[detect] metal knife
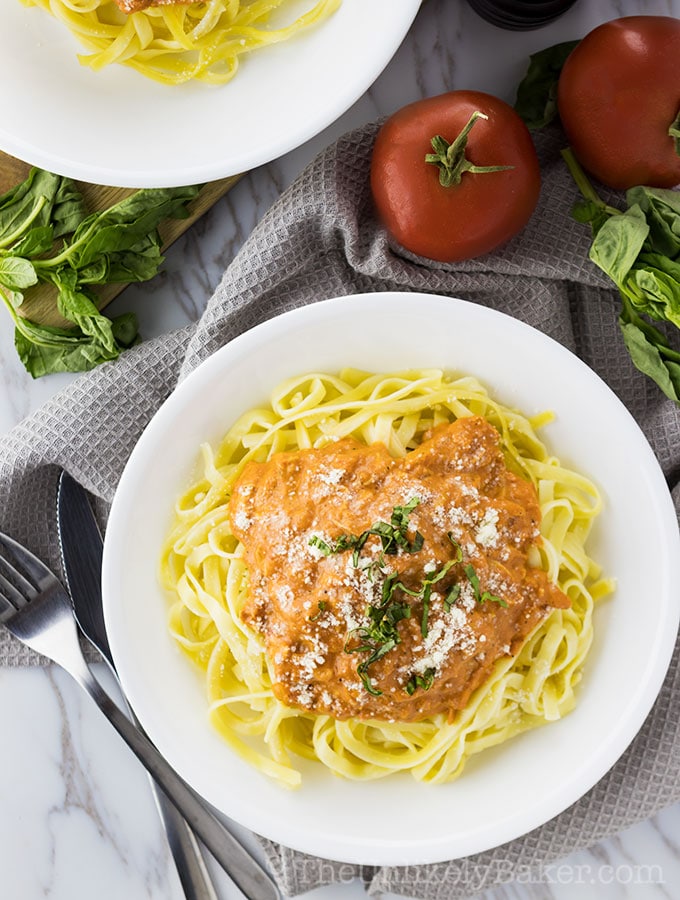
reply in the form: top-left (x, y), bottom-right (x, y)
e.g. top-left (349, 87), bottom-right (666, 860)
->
top-left (56, 469), bottom-right (278, 900)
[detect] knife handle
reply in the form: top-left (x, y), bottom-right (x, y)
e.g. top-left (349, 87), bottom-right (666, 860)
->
top-left (57, 470), bottom-right (235, 899)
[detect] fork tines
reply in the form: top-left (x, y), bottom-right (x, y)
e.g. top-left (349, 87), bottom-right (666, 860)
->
top-left (0, 533), bottom-right (39, 621)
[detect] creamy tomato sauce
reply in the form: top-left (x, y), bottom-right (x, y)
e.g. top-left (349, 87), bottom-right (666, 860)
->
top-left (229, 416), bottom-right (569, 722)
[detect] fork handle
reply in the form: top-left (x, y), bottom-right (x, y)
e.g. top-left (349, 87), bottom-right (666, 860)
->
top-left (72, 667), bottom-right (280, 900)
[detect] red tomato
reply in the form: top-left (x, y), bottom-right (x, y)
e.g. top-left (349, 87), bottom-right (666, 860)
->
top-left (369, 90), bottom-right (541, 263)
top-left (557, 16), bottom-right (680, 190)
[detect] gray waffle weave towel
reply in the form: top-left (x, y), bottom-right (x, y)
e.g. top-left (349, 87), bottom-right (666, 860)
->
top-left (1, 123), bottom-right (679, 899)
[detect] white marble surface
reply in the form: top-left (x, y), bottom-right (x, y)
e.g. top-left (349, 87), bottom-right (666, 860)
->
top-left (1, 1), bottom-right (679, 898)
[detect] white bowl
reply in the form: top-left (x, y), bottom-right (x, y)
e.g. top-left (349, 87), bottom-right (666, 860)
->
top-left (103, 292), bottom-right (680, 865)
top-left (1, 1), bottom-right (419, 188)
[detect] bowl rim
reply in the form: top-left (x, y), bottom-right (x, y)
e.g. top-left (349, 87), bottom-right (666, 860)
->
top-left (102, 291), bottom-right (680, 864)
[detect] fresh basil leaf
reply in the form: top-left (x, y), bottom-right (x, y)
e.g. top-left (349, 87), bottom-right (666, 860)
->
top-left (14, 326), bottom-right (109, 377)
top-left (77, 241), bottom-right (166, 286)
top-left (0, 170), bottom-right (199, 377)
top-left (0, 168), bottom-right (40, 213)
top-left (639, 252), bottom-right (680, 284)
top-left (0, 169), bottom-right (81, 250)
top-left (74, 238), bottom-right (164, 285)
top-left (63, 185), bottom-right (199, 270)
top-left (628, 185), bottom-right (680, 220)
top-left (0, 257), bottom-right (37, 291)
top-left (51, 177), bottom-right (88, 237)
top-left (96, 238), bottom-right (165, 284)
top-left (619, 316), bottom-right (680, 403)
top-left (622, 296), bottom-right (680, 361)
top-left (570, 200), bottom-right (612, 236)
top-left (627, 186), bottom-right (680, 259)
top-left (514, 40), bottom-right (579, 129)
top-left (589, 204), bottom-right (649, 287)
top-left (0, 172), bottom-right (54, 250)
top-left (56, 282), bottom-right (119, 358)
top-left (664, 359), bottom-right (680, 393)
top-left (9, 225), bottom-right (55, 258)
top-left (630, 261), bottom-right (680, 328)
top-left (68, 222), bottom-right (159, 270)
top-left (7, 306), bottom-right (99, 378)
top-left (76, 257), bottom-right (108, 284)
top-left (565, 148), bottom-right (680, 405)
top-left (110, 312), bottom-right (139, 348)
top-left (12, 300), bottom-right (138, 377)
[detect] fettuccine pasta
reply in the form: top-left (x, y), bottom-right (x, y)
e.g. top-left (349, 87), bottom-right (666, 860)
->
top-left (160, 370), bottom-right (613, 788)
top-left (21, 0), bottom-right (341, 85)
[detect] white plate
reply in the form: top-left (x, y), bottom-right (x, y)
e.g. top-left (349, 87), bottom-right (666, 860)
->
top-left (0, 0), bottom-right (419, 187)
top-left (103, 292), bottom-right (680, 865)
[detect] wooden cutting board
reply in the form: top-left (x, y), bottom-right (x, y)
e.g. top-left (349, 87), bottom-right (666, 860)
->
top-left (0, 150), bottom-right (241, 327)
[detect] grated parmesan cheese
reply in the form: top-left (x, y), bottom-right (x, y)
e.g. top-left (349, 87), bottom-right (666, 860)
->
top-left (231, 509), bottom-right (252, 531)
top-left (475, 508), bottom-right (499, 548)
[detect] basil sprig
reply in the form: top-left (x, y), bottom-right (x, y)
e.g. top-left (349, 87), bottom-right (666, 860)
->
top-left (0, 167), bottom-right (200, 377)
top-left (563, 148), bottom-right (680, 405)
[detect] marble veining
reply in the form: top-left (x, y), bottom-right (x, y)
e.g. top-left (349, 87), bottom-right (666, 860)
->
top-left (1, 0), bottom-right (679, 898)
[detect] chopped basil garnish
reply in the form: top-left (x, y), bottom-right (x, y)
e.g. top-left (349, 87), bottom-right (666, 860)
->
top-left (464, 562), bottom-right (507, 607)
top-left (463, 563), bottom-right (481, 597)
top-left (481, 591), bottom-right (508, 607)
top-left (447, 533), bottom-right (463, 562)
top-left (308, 498), bottom-right (509, 696)
top-left (345, 581), bottom-right (412, 696)
top-left (395, 559), bottom-right (455, 637)
top-left (308, 497), bottom-right (424, 567)
top-left (405, 667), bottom-right (436, 695)
top-left (443, 582), bottom-right (461, 612)
top-left (420, 583), bottom-right (433, 639)
top-left (356, 639), bottom-right (398, 696)
top-left (309, 533), bottom-right (359, 556)
top-left (308, 535), bottom-right (332, 556)
top-left (308, 600), bottom-right (328, 622)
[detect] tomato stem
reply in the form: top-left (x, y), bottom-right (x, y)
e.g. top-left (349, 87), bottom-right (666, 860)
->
top-left (425, 110), bottom-right (514, 188)
top-left (669, 109), bottom-right (680, 157)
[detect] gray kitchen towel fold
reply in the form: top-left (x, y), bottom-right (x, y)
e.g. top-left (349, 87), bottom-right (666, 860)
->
top-left (1, 121), bottom-right (679, 898)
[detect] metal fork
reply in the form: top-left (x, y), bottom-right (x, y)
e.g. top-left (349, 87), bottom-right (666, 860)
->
top-left (0, 531), bottom-right (280, 900)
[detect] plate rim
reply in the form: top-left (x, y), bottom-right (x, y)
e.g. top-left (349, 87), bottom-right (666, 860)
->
top-left (0, 1), bottom-right (420, 188)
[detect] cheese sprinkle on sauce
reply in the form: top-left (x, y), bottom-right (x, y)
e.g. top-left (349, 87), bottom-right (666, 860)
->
top-left (229, 416), bottom-right (569, 723)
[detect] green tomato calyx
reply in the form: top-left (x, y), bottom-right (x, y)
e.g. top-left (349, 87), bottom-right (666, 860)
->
top-left (425, 110), bottom-right (514, 188)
